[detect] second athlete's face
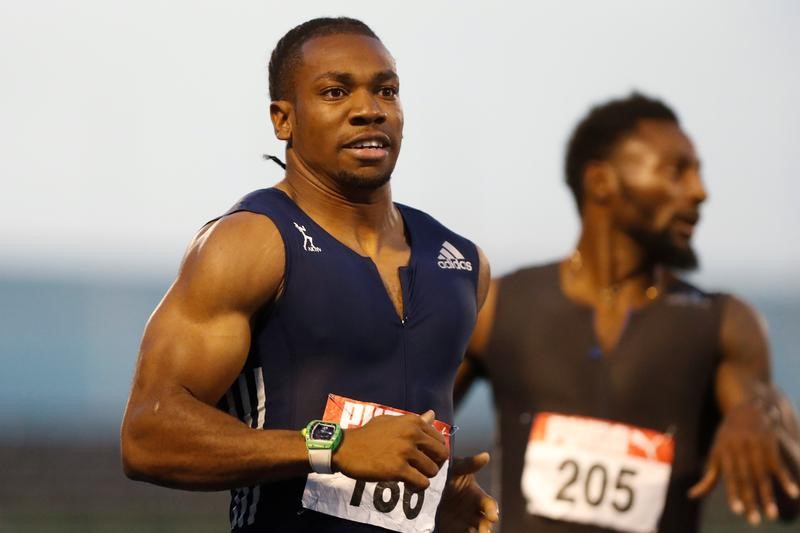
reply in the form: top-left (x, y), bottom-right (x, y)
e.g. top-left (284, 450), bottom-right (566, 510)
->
top-left (287, 33), bottom-right (403, 190)
top-left (608, 119), bottom-right (707, 268)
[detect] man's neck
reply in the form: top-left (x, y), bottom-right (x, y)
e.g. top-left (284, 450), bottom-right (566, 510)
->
top-left (562, 215), bottom-right (662, 309)
top-left (276, 154), bottom-right (402, 256)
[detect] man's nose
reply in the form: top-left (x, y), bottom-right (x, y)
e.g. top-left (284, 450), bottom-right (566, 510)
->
top-left (348, 90), bottom-right (387, 125)
top-left (688, 170), bottom-right (708, 205)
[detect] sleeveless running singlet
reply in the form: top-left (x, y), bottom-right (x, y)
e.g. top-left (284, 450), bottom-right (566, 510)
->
top-left (482, 263), bottom-right (725, 533)
top-left (217, 188), bottom-right (480, 532)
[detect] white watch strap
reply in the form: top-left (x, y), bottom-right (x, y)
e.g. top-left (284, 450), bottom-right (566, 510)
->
top-left (308, 448), bottom-right (333, 474)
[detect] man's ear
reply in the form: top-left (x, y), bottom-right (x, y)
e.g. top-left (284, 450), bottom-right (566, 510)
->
top-left (270, 100), bottom-right (293, 142)
top-left (582, 161), bottom-right (618, 205)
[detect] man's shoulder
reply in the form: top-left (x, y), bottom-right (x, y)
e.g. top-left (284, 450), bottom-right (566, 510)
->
top-left (207, 187), bottom-right (297, 243)
top-left (223, 187), bottom-right (286, 218)
top-left (169, 209), bottom-right (285, 315)
top-left (194, 211), bottom-right (284, 268)
top-left (395, 203), bottom-right (478, 251)
top-left (395, 203), bottom-right (456, 232)
top-left (664, 275), bottom-right (730, 304)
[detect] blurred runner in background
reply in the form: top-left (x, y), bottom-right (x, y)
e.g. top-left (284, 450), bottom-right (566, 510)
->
top-left (456, 93), bottom-right (800, 532)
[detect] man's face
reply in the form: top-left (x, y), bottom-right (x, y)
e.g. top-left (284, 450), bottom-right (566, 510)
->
top-left (284, 33), bottom-right (403, 190)
top-left (608, 119), bottom-right (707, 269)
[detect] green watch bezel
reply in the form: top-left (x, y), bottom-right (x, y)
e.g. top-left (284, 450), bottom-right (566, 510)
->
top-left (302, 420), bottom-right (343, 451)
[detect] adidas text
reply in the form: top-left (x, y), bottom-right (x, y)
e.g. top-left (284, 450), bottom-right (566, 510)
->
top-left (437, 258), bottom-right (473, 271)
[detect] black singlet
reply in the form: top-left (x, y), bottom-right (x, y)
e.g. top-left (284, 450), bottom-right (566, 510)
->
top-left (480, 263), bottom-right (725, 533)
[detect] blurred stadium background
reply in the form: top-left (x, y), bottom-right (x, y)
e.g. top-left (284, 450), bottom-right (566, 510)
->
top-left (1, 1), bottom-right (798, 531)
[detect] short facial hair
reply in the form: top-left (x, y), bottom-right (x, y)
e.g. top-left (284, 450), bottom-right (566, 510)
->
top-left (334, 171), bottom-right (392, 190)
top-left (629, 225), bottom-right (700, 271)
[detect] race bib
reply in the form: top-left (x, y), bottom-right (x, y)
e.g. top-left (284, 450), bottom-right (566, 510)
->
top-left (522, 413), bottom-right (674, 533)
top-left (301, 394), bottom-right (451, 533)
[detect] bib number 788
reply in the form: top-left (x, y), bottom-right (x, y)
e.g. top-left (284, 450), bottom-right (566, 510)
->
top-left (555, 459), bottom-right (636, 512)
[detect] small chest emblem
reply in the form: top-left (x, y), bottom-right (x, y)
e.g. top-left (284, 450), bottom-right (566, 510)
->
top-left (437, 241), bottom-right (472, 271)
top-left (293, 222), bottom-right (322, 253)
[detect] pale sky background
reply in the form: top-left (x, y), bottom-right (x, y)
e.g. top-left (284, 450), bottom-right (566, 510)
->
top-left (1, 0), bottom-right (799, 297)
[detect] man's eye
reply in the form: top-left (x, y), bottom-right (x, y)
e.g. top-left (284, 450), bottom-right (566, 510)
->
top-left (323, 87), bottom-right (347, 99)
top-left (379, 86), bottom-right (398, 98)
top-left (664, 163), bottom-right (683, 181)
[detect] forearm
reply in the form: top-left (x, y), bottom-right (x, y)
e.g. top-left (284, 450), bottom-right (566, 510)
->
top-left (715, 361), bottom-right (771, 414)
top-left (715, 295), bottom-right (772, 415)
top-left (121, 389), bottom-right (310, 490)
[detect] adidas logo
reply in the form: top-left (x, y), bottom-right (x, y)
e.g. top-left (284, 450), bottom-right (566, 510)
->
top-left (437, 241), bottom-right (472, 271)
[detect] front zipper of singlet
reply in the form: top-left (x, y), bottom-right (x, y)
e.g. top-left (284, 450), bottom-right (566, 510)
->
top-left (362, 258), bottom-right (413, 409)
top-left (588, 308), bottom-right (634, 359)
top-left (398, 266), bottom-right (413, 410)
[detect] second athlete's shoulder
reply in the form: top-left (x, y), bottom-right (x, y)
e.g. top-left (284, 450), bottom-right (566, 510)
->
top-left (663, 275), bottom-right (729, 309)
top-left (498, 261), bottom-right (560, 288)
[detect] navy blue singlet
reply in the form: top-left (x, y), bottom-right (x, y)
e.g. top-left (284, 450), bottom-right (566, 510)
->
top-left (216, 188), bottom-right (480, 532)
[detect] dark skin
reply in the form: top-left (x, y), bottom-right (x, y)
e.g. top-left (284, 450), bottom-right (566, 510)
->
top-left (121, 33), bottom-right (497, 531)
top-left (456, 119), bottom-right (799, 527)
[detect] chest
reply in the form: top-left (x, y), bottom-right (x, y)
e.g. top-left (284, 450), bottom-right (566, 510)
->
top-left (257, 226), bottom-right (478, 424)
top-left (488, 302), bottom-right (720, 421)
top-left (371, 246), bottom-right (411, 320)
top-left (271, 227), bottom-right (478, 366)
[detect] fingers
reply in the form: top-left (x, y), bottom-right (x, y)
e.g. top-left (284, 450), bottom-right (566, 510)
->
top-left (731, 449), bottom-right (760, 525)
top-left (768, 435), bottom-right (800, 499)
top-left (418, 412), bottom-right (447, 445)
top-left (451, 452), bottom-right (491, 477)
top-left (777, 467), bottom-right (800, 500)
top-left (416, 440), bottom-right (449, 469)
top-left (730, 436), bottom-right (800, 524)
top-left (696, 398), bottom-right (800, 525)
top-left (406, 412), bottom-right (448, 476)
top-left (408, 448), bottom-right (443, 479)
top-left (720, 449), bottom-right (745, 515)
top-left (747, 439), bottom-right (778, 520)
top-left (415, 418), bottom-right (449, 466)
top-left (472, 499), bottom-right (500, 533)
top-left (400, 466), bottom-right (431, 491)
top-left (478, 517), bottom-right (494, 533)
top-left (443, 505), bottom-right (495, 533)
top-left (481, 494), bottom-right (500, 522)
top-left (688, 459), bottom-right (719, 499)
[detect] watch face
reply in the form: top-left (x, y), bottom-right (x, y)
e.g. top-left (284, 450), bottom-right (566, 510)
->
top-left (311, 423), bottom-right (336, 441)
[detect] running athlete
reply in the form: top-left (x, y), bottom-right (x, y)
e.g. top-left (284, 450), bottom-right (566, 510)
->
top-left (456, 93), bottom-right (800, 532)
top-left (121, 17), bottom-right (498, 533)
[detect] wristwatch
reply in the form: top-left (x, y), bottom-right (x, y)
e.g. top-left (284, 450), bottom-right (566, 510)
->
top-left (301, 420), bottom-right (343, 474)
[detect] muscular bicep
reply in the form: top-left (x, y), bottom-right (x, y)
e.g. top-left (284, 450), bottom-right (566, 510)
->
top-left (716, 295), bottom-right (772, 412)
top-left (136, 294), bottom-right (253, 405)
top-left (129, 212), bottom-right (285, 407)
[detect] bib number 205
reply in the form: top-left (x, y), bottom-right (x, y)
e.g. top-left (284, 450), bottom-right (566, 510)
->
top-left (522, 412), bottom-right (674, 533)
top-left (555, 459), bottom-right (636, 512)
